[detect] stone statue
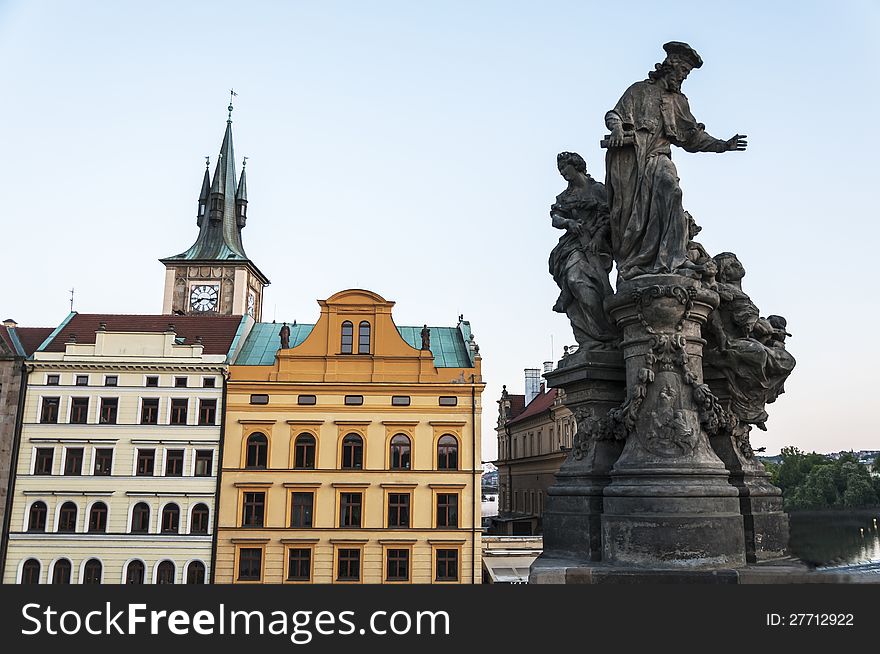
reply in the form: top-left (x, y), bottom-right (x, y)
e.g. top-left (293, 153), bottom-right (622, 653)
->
top-left (279, 322), bottom-right (290, 349)
top-left (680, 212), bottom-right (718, 286)
top-left (705, 252), bottom-right (796, 432)
top-left (602, 41), bottom-right (748, 280)
top-left (420, 324), bottom-right (431, 350)
top-left (549, 151), bottom-right (618, 350)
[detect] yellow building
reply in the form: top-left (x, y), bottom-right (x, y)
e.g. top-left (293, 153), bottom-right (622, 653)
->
top-left (215, 289), bottom-right (484, 584)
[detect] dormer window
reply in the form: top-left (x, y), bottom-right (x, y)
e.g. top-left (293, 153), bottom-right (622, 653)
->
top-left (358, 321), bottom-right (371, 354)
top-left (238, 203), bottom-right (247, 218)
top-left (198, 203), bottom-right (206, 216)
top-left (341, 321), bottom-right (353, 354)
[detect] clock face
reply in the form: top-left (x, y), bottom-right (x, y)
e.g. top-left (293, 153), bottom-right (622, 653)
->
top-left (247, 290), bottom-right (256, 317)
top-left (190, 284), bottom-right (219, 312)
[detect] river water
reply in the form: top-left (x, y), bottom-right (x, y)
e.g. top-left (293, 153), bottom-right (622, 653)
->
top-left (789, 511), bottom-right (880, 573)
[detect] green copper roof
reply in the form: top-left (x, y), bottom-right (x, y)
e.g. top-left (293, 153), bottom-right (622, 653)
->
top-left (234, 322), bottom-right (475, 368)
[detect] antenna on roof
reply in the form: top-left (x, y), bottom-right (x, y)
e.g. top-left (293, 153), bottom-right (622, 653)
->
top-left (550, 334), bottom-right (554, 362)
top-left (69, 288), bottom-right (75, 312)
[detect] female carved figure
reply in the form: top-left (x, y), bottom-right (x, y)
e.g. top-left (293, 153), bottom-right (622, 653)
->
top-left (548, 152), bottom-right (617, 350)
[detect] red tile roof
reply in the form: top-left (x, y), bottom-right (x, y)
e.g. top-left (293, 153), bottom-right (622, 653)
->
top-left (507, 394), bottom-right (526, 421)
top-left (508, 388), bottom-right (558, 426)
top-left (16, 327), bottom-right (54, 355)
top-left (41, 314), bottom-right (243, 355)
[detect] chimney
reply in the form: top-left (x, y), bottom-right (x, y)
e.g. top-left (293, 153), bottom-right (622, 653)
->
top-left (2, 318), bottom-right (17, 328)
top-left (543, 361), bottom-right (553, 373)
top-left (524, 368), bottom-right (541, 406)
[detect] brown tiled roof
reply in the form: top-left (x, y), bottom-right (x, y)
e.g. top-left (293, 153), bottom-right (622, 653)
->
top-left (507, 394), bottom-right (526, 421)
top-left (16, 327), bottom-right (54, 355)
top-left (508, 388), bottom-right (558, 426)
top-left (41, 314), bottom-right (243, 355)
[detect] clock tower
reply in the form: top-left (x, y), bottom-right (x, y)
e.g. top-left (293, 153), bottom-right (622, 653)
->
top-left (160, 101), bottom-right (269, 320)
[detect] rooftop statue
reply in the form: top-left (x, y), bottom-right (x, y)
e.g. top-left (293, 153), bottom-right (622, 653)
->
top-left (603, 41), bottom-right (747, 280)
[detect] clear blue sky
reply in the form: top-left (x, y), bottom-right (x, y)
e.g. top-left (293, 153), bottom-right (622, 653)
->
top-left (1, 1), bottom-right (878, 459)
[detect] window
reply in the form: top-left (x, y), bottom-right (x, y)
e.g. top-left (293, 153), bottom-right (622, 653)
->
top-left (75, 375), bottom-right (89, 386)
top-left (294, 434), bottom-right (316, 469)
top-left (125, 561), bottom-right (145, 584)
top-left (242, 492), bottom-right (265, 527)
top-left (46, 374), bottom-right (60, 386)
top-left (131, 502), bottom-right (150, 533)
top-left (34, 448), bottom-right (54, 475)
top-left (391, 395), bottom-right (411, 406)
top-left (249, 394), bottom-right (269, 405)
top-left (93, 448), bottom-right (113, 475)
top-left (339, 492), bottom-right (362, 528)
top-left (88, 502), bottom-right (108, 532)
top-left (439, 396), bottom-right (458, 406)
top-left (40, 397), bottom-right (60, 423)
top-left (202, 377), bottom-right (216, 388)
top-left (435, 549), bottom-right (459, 582)
top-left (341, 434), bottom-right (363, 469)
top-left (83, 559), bottom-right (102, 584)
top-left (186, 561), bottom-right (206, 584)
top-left (386, 549), bottom-right (410, 582)
top-left (390, 434), bottom-right (411, 470)
top-left (245, 433), bottom-right (268, 468)
top-left (336, 548), bottom-right (360, 582)
top-left (21, 559), bottom-right (41, 584)
top-left (165, 449), bottom-right (184, 476)
top-left (287, 548), bottom-right (311, 582)
top-left (161, 504), bottom-right (180, 533)
top-left (387, 493), bottom-right (411, 528)
top-left (290, 492), bottom-right (314, 528)
top-left (194, 450), bottom-right (213, 477)
top-left (198, 399), bottom-right (217, 425)
top-left (140, 398), bottom-right (159, 424)
top-left (358, 321), bottom-right (370, 354)
top-left (297, 394), bottom-right (316, 405)
top-left (175, 377), bottom-right (188, 388)
top-left (340, 321), bottom-right (353, 354)
top-left (52, 559), bottom-right (72, 584)
top-left (99, 398), bottom-right (118, 424)
top-left (190, 503), bottom-right (210, 534)
top-left (438, 435), bottom-right (459, 470)
top-left (344, 395), bottom-right (364, 406)
top-left (156, 560), bottom-right (175, 584)
top-left (145, 376), bottom-right (159, 387)
top-left (238, 548), bottom-right (262, 581)
top-left (28, 501), bottom-right (47, 532)
top-left (170, 398), bottom-right (188, 425)
top-left (437, 493), bottom-right (459, 528)
top-left (63, 447), bottom-right (83, 475)
top-left (70, 397), bottom-right (89, 424)
top-left (104, 375), bottom-right (117, 387)
top-left (136, 449), bottom-right (155, 476)
top-left (58, 501), bottom-right (78, 532)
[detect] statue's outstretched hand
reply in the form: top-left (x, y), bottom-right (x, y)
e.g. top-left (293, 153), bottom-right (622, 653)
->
top-left (726, 134), bottom-right (748, 151)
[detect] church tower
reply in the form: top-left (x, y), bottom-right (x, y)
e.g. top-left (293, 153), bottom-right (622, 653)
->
top-left (160, 100), bottom-right (269, 319)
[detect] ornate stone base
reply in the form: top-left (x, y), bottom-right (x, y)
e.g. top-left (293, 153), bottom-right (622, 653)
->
top-left (542, 351), bottom-right (626, 560)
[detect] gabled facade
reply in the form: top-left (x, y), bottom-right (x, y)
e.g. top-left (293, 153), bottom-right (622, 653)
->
top-left (2, 313), bottom-right (247, 584)
top-left (216, 289), bottom-right (485, 584)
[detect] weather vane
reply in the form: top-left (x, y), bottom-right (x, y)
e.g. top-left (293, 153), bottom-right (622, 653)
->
top-left (228, 88), bottom-right (237, 118)
top-left (242, 156), bottom-right (248, 168)
top-left (205, 156), bottom-right (210, 168)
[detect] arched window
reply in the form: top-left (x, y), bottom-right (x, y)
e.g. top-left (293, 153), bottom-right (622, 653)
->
top-left (358, 321), bottom-right (371, 354)
top-left (28, 501), bottom-right (47, 532)
top-left (21, 559), bottom-right (41, 584)
top-left (245, 433), bottom-right (268, 469)
top-left (52, 559), bottom-right (72, 584)
top-left (156, 560), bottom-right (175, 584)
top-left (186, 561), bottom-right (206, 584)
top-left (390, 434), bottom-right (411, 470)
top-left (190, 503), bottom-right (210, 534)
top-left (438, 435), bottom-right (459, 470)
top-left (161, 504), bottom-right (180, 534)
top-left (83, 559), bottom-right (102, 584)
top-left (88, 502), bottom-right (108, 532)
top-left (125, 560), bottom-right (145, 584)
top-left (294, 434), bottom-right (316, 469)
top-left (341, 434), bottom-right (363, 469)
top-left (341, 321), bottom-right (354, 354)
top-left (131, 502), bottom-right (150, 533)
top-left (58, 501), bottom-right (77, 532)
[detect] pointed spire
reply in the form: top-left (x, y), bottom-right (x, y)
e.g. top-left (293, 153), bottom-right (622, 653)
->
top-left (197, 157), bottom-right (211, 227)
top-left (235, 157), bottom-right (248, 228)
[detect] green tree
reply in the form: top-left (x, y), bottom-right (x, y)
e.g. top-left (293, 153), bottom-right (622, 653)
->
top-left (842, 476), bottom-right (878, 508)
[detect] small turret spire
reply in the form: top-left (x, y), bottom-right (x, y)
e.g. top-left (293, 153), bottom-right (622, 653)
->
top-left (197, 157), bottom-right (211, 227)
top-left (236, 156), bottom-right (248, 227)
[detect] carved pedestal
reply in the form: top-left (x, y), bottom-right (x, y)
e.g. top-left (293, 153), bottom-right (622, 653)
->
top-left (541, 351), bottom-right (626, 560)
top-left (704, 365), bottom-right (790, 562)
top-left (601, 275), bottom-right (745, 567)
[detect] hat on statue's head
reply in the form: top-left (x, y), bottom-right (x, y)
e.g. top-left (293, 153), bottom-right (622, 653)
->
top-left (663, 41), bottom-right (703, 69)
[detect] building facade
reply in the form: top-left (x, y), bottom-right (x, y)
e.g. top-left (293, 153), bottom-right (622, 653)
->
top-left (216, 289), bottom-right (485, 584)
top-left (2, 313), bottom-right (246, 584)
